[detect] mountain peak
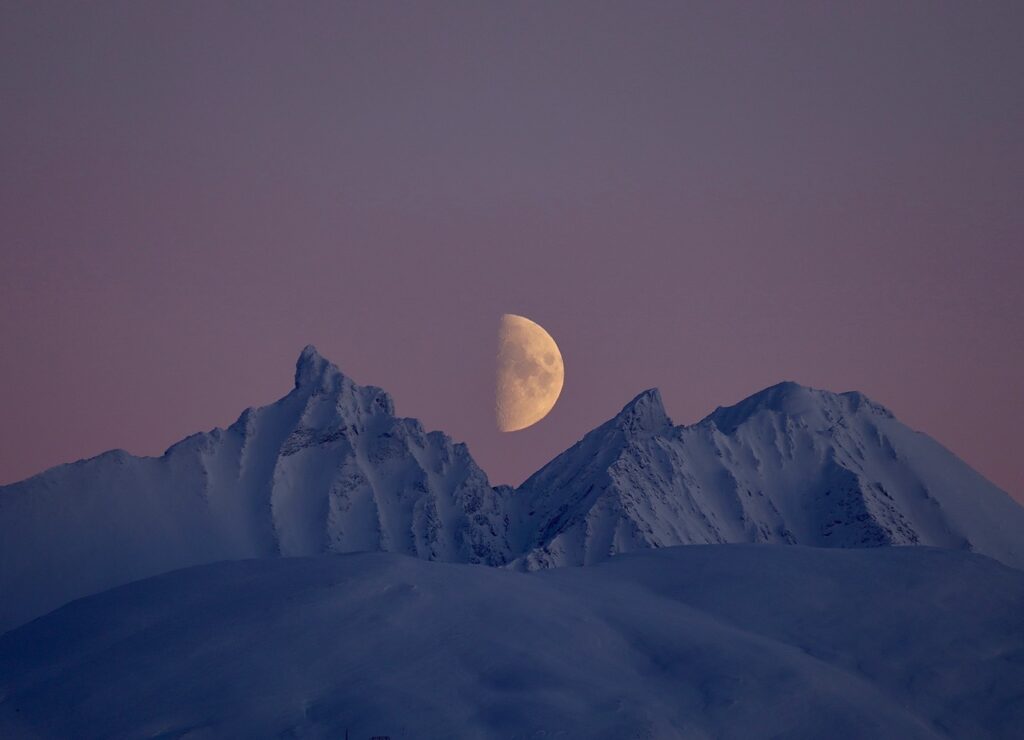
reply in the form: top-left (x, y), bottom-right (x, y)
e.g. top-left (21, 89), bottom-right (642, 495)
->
top-left (294, 344), bottom-right (334, 389)
top-left (704, 381), bottom-right (892, 434)
top-left (737, 380), bottom-right (813, 410)
top-left (613, 388), bottom-right (673, 435)
top-left (703, 381), bottom-right (826, 433)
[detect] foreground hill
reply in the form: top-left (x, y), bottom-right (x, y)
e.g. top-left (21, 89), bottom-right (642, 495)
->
top-left (1, 545), bottom-right (1022, 739)
top-left (2, 346), bottom-right (1023, 633)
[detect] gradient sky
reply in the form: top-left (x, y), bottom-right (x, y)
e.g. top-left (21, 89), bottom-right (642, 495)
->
top-left (1, 2), bottom-right (1022, 503)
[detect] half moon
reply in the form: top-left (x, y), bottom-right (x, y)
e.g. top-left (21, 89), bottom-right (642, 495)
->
top-left (496, 314), bottom-right (564, 432)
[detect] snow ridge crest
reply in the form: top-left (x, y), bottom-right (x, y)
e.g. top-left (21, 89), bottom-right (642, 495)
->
top-left (2, 347), bottom-right (1023, 633)
top-left (613, 388), bottom-right (673, 436)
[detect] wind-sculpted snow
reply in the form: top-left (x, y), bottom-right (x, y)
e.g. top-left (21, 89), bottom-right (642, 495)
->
top-left (2, 348), bottom-right (1024, 633)
top-left (1, 546), bottom-right (1021, 739)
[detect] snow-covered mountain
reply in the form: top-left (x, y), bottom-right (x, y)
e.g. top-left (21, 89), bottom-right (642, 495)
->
top-left (2, 346), bottom-right (1024, 633)
top-left (0, 346), bottom-right (512, 633)
top-left (2, 545), bottom-right (1022, 739)
top-left (514, 383), bottom-right (1024, 570)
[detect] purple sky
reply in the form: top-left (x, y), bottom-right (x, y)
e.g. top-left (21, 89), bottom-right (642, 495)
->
top-left (1, 3), bottom-right (1022, 502)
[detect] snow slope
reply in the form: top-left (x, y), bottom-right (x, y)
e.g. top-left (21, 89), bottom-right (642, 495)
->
top-left (3, 347), bottom-right (1024, 634)
top-left (514, 384), bottom-right (1024, 570)
top-left (0, 346), bottom-right (511, 633)
top-left (1, 545), bottom-right (1021, 739)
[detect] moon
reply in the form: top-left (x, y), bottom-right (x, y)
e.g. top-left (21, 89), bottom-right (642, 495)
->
top-left (496, 314), bottom-right (564, 432)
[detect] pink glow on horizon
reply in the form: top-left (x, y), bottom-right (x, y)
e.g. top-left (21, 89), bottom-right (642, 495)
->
top-left (0, 3), bottom-right (1021, 503)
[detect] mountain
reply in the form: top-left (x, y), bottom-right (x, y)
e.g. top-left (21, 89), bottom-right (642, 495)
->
top-left (2, 545), bottom-right (1021, 739)
top-left (0, 346), bottom-right (512, 633)
top-left (2, 346), bottom-right (1024, 634)
top-left (514, 382), bottom-right (1024, 570)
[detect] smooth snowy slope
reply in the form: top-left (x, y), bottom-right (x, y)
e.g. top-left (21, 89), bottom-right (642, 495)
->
top-left (0, 346), bottom-right (511, 633)
top-left (1, 545), bottom-right (1022, 739)
top-left (514, 384), bottom-right (1024, 570)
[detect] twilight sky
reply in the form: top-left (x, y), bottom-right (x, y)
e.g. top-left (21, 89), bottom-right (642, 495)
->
top-left (1, 2), bottom-right (1022, 502)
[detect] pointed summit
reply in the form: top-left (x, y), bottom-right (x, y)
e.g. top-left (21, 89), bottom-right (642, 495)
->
top-left (613, 388), bottom-right (673, 435)
top-left (291, 344), bottom-right (396, 415)
top-left (294, 344), bottom-right (334, 389)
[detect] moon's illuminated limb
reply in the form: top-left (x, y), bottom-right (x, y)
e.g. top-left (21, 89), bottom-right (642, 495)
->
top-left (496, 314), bottom-right (564, 432)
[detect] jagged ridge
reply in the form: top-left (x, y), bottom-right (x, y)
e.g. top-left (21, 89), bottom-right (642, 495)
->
top-left (0, 346), bottom-right (511, 632)
top-left (2, 347), bottom-right (1023, 634)
top-left (514, 381), bottom-right (1024, 570)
